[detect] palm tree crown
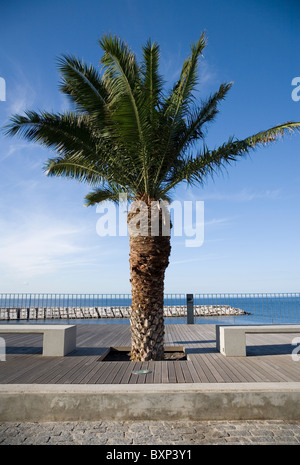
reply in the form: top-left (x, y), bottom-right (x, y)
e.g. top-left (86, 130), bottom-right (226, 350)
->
top-left (5, 33), bottom-right (300, 206)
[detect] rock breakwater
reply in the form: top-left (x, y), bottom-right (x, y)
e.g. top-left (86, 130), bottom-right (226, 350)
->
top-left (0, 305), bottom-right (248, 320)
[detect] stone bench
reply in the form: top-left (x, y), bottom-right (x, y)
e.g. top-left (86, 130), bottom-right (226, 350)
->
top-left (216, 324), bottom-right (300, 356)
top-left (0, 324), bottom-right (76, 356)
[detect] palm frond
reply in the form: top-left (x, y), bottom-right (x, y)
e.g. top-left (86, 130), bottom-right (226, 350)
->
top-left (153, 33), bottom-right (207, 191)
top-left (45, 155), bottom-right (105, 184)
top-left (99, 34), bottom-right (151, 191)
top-left (141, 39), bottom-right (163, 120)
top-left (177, 82), bottom-right (233, 153)
top-left (57, 54), bottom-right (108, 126)
top-left (84, 184), bottom-right (132, 206)
top-left (244, 121), bottom-right (300, 146)
top-left (99, 34), bottom-right (139, 93)
top-left (163, 32), bottom-right (207, 120)
top-left (153, 81), bottom-right (233, 193)
top-left (161, 121), bottom-right (300, 193)
top-left (4, 110), bottom-right (139, 189)
top-left (4, 111), bottom-right (96, 156)
top-left (99, 34), bottom-right (143, 142)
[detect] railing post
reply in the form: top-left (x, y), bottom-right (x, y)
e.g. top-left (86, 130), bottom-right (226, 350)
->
top-left (187, 294), bottom-right (194, 324)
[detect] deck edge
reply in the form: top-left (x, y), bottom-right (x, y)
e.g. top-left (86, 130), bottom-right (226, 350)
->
top-left (1, 382), bottom-right (300, 422)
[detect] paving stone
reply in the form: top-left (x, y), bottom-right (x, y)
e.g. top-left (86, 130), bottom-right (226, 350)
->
top-left (171, 426), bottom-right (197, 434)
top-left (248, 429), bottom-right (274, 437)
top-left (24, 434), bottom-right (51, 444)
top-left (1, 420), bottom-right (300, 445)
top-left (271, 436), bottom-right (299, 444)
top-left (85, 436), bottom-right (108, 445)
top-left (249, 436), bottom-right (276, 444)
top-left (107, 437), bottom-right (133, 445)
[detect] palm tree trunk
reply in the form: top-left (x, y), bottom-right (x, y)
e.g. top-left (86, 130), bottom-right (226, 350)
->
top-left (128, 198), bottom-right (171, 361)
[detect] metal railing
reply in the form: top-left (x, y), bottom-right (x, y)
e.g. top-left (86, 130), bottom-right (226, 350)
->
top-left (194, 293), bottom-right (300, 323)
top-left (0, 292), bottom-right (299, 324)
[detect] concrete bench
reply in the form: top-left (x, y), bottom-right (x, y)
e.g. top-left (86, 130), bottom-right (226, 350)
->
top-left (0, 324), bottom-right (76, 356)
top-left (216, 324), bottom-right (300, 356)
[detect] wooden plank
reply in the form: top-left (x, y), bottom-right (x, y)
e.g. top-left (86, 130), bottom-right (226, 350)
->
top-left (119, 361), bottom-right (136, 384)
top-left (167, 362), bottom-right (177, 383)
top-left (205, 352), bottom-right (238, 383)
top-left (53, 353), bottom-right (102, 384)
top-left (78, 360), bottom-right (107, 384)
top-left (128, 362), bottom-right (142, 384)
top-left (61, 356), bottom-right (102, 384)
top-left (145, 362), bottom-right (155, 384)
top-left (241, 357), bottom-right (287, 382)
top-left (0, 354), bottom-right (44, 383)
top-left (138, 362), bottom-right (151, 384)
top-left (103, 362), bottom-right (125, 384)
top-left (223, 356), bottom-right (265, 383)
top-left (188, 354), bottom-right (217, 383)
top-left (88, 360), bottom-right (115, 384)
top-left (273, 357), bottom-right (300, 380)
top-left (2, 323), bottom-right (300, 385)
top-left (111, 360), bottom-right (132, 384)
top-left (215, 355), bottom-right (252, 383)
top-left (195, 352), bottom-right (222, 382)
top-left (10, 357), bottom-right (66, 384)
top-left (35, 348), bottom-right (95, 384)
top-left (184, 360), bottom-right (202, 383)
top-left (173, 361), bottom-right (185, 383)
top-left (96, 362), bottom-right (118, 384)
top-left (153, 360), bottom-right (162, 384)
top-left (248, 356), bottom-right (297, 382)
top-left (39, 358), bottom-right (86, 384)
top-left (79, 360), bottom-right (110, 384)
top-left (179, 361), bottom-right (196, 383)
top-left (161, 361), bottom-right (169, 383)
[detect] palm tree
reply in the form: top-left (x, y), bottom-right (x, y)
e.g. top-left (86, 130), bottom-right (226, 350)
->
top-left (4, 33), bottom-right (300, 361)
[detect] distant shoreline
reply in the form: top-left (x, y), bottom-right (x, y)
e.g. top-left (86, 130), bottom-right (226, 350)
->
top-left (0, 305), bottom-right (249, 320)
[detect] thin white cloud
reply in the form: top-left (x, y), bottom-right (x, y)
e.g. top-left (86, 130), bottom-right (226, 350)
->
top-left (6, 75), bottom-right (36, 117)
top-left (0, 142), bottom-right (35, 162)
top-left (171, 253), bottom-right (225, 265)
top-left (161, 52), bottom-right (217, 93)
top-left (201, 188), bottom-right (282, 202)
top-left (197, 58), bottom-right (217, 88)
top-left (0, 213), bottom-right (91, 278)
top-left (204, 217), bottom-right (232, 227)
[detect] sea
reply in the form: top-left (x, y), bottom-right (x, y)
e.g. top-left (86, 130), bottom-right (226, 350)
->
top-left (0, 294), bottom-right (299, 325)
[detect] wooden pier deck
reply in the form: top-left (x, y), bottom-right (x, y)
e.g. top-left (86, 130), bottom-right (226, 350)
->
top-left (1, 324), bottom-right (300, 385)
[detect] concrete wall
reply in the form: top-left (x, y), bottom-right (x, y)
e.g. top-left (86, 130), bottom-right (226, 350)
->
top-left (1, 383), bottom-right (300, 422)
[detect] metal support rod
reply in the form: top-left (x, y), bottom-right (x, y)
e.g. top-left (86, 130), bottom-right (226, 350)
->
top-left (187, 294), bottom-right (194, 324)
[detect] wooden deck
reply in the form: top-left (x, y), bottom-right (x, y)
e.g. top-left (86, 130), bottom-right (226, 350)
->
top-left (0, 324), bottom-right (300, 384)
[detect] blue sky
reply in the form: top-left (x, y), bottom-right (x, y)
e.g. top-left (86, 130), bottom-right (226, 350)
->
top-left (0, 0), bottom-right (299, 294)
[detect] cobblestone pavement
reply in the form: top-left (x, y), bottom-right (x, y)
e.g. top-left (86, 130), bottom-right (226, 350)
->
top-left (1, 420), bottom-right (300, 445)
